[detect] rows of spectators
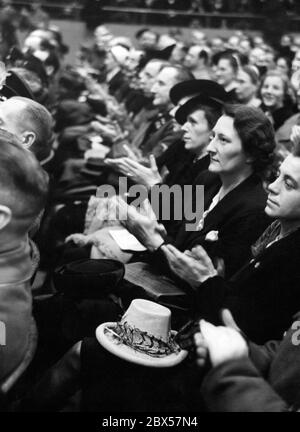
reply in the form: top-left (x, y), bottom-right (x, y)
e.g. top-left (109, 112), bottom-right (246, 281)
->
top-left (1, 13), bottom-right (300, 413)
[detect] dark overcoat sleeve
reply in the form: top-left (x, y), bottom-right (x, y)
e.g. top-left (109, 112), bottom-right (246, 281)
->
top-left (200, 358), bottom-right (290, 412)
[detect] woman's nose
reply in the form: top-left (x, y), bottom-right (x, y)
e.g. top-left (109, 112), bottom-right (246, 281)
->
top-left (181, 121), bottom-right (189, 131)
top-left (207, 137), bottom-right (216, 153)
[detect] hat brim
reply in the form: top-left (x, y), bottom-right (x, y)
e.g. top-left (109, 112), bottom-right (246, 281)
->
top-left (170, 79), bottom-right (228, 106)
top-left (96, 322), bottom-right (188, 368)
top-left (175, 94), bottom-right (224, 125)
top-left (1, 71), bottom-right (35, 100)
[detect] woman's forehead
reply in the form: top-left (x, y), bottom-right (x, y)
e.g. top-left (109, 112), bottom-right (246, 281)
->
top-left (214, 115), bottom-right (234, 129)
top-left (264, 75), bottom-right (283, 86)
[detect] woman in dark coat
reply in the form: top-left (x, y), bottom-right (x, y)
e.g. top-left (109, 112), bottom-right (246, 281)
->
top-left (164, 140), bottom-right (300, 343)
top-left (122, 104), bottom-right (275, 291)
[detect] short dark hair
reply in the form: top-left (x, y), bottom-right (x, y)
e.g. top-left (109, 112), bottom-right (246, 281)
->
top-left (218, 53), bottom-right (239, 73)
top-left (198, 49), bottom-right (209, 65)
top-left (11, 96), bottom-right (53, 162)
top-left (192, 103), bottom-right (222, 129)
top-left (0, 129), bottom-right (48, 224)
top-left (189, 45), bottom-right (210, 65)
top-left (223, 104), bottom-right (276, 178)
top-left (135, 28), bottom-right (158, 42)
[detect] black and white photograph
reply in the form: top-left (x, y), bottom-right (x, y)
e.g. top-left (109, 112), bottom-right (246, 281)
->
top-left (0, 0), bottom-right (300, 420)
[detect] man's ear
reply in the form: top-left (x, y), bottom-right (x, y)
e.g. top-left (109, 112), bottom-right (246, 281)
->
top-left (0, 205), bottom-right (12, 230)
top-left (22, 131), bottom-right (36, 150)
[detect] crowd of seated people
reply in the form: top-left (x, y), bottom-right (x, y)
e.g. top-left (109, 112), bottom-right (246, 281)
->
top-left (2, 19), bottom-right (300, 413)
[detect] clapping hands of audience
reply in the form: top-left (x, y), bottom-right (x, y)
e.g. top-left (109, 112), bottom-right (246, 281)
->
top-left (111, 196), bottom-right (167, 251)
top-left (91, 120), bottom-right (122, 141)
top-left (194, 309), bottom-right (249, 368)
top-left (106, 150), bottom-right (162, 188)
top-left (162, 244), bottom-right (218, 288)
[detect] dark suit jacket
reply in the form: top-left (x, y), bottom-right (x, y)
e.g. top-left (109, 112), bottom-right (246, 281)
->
top-left (139, 115), bottom-right (175, 157)
top-left (173, 172), bottom-right (270, 278)
top-left (197, 227), bottom-right (300, 343)
top-left (108, 70), bottom-right (126, 97)
top-left (156, 137), bottom-right (210, 188)
top-left (156, 147), bottom-right (211, 238)
top-left (200, 312), bottom-right (300, 411)
top-left (261, 103), bottom-right (296, 131)
top-left (125, 89), bottom-right (151, 116)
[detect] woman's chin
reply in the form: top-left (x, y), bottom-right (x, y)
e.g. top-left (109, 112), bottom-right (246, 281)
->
top-left (264, 205), bottom-right (276, 218)
top-left (262, 100), bottom-right (275, 108)
top-left (208, 163), bottom-right (220, 173)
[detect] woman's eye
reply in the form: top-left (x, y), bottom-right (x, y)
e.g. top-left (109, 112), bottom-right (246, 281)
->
top-left (284, 180), bottom-right (294, 190)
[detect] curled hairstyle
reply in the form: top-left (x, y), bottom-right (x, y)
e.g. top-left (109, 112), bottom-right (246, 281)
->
top-left (223, 104), bottom-right (276, 179)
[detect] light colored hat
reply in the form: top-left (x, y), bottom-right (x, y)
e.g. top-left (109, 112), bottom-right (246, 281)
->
top-left (96, 299), bottom-right (188, 367)
top-left (110, 45), bottom-right (129, 65)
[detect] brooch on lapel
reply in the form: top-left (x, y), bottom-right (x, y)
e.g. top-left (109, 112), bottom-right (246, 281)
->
top-left (205, 230), bottom-right (219, 242)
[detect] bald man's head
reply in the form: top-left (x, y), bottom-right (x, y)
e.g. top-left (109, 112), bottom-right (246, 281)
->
top-left (0, 97), bottom-right (53, 162)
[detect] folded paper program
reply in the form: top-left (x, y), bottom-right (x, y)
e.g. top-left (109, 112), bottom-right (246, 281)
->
top-left (109, 228), bottom-right (147, 252)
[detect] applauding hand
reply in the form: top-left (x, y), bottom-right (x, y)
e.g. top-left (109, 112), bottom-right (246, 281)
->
top-left (198, 309), bottom-right (248, 367)
top-left (162, 244), bottom-right (218, 288)
top-left (111, 196), bottom-right (166, 251)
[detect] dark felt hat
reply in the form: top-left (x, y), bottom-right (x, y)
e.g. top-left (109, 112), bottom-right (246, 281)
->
top-left (173, 80), bottom-right (228, 125)
top-left (0, 70), bottom-right (35, 100)
top-left (53, 258), bottom-right (125, 299)
top-left (169, 79), bottom-right (228, 106)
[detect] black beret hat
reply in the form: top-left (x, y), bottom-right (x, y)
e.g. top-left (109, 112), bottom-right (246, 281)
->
top-left (169, 79), bottom-right (228, 106)
top-left (53, 258), bottom-right (125, 299)
top-left (175, 93), bottom-right (225, 125)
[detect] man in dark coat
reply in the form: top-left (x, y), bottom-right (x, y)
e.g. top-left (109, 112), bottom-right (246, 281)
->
top-left (196, 309), bottom-right (300, 411)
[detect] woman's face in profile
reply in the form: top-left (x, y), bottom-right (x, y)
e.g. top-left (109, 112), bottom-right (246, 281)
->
top-left (207, 115), bottom-right (249, 176)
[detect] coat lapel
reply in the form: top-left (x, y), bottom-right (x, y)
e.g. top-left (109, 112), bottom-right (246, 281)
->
top-left (181, 173), bottom-right (262, 247)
